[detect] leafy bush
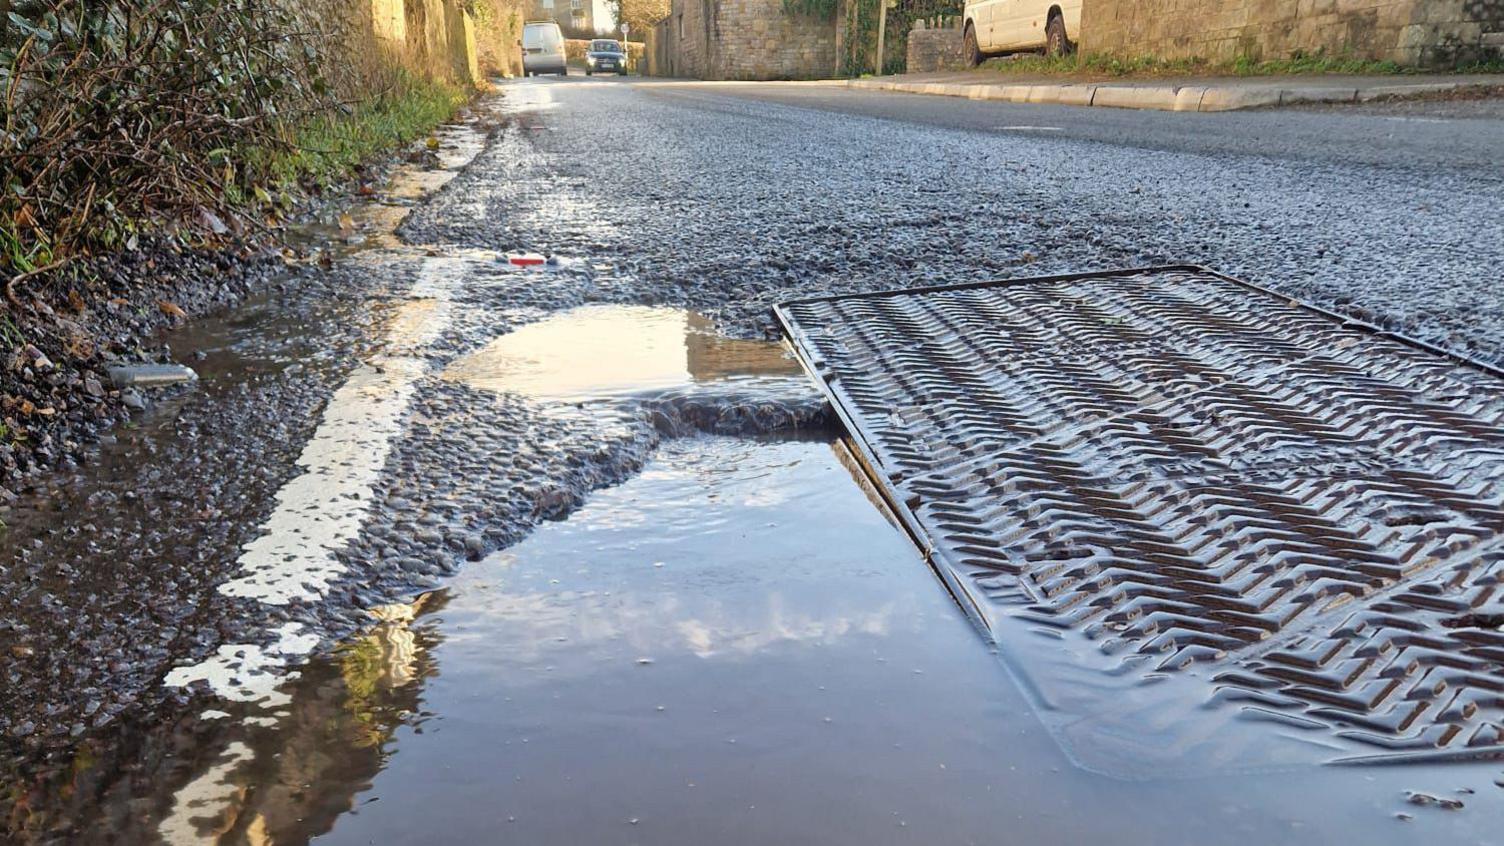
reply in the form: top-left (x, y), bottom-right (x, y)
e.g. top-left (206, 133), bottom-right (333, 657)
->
top-left (0, 0), bottom-right (414, 274)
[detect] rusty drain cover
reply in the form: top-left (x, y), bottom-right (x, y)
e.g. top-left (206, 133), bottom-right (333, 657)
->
top-left (776, 265), bottom-right (1504, 777)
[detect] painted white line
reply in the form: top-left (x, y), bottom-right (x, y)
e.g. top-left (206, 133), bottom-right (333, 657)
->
top-left (218, 358), bottom-right (426, 605)
top-left (161, 623), bottom-right (320, 705)
top-left (163, 258), bottom-right (463, 702)
top-left (994, 125), bottom-right (1065, 132)
top-left (218, 257), bottom-right (459, 608)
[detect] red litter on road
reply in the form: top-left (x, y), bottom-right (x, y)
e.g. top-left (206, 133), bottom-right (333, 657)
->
top-left (506, 252), bottom-right (549, 266)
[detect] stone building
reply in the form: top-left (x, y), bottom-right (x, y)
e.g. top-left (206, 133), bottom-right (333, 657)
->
top-left (645, 0), bottom-right (839, 79)
top-left (1082, 0), bottom-right (1504, 66)
top-left (530, 0), bottom-right (595, 34)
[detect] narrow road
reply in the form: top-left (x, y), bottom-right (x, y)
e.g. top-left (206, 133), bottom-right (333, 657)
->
top-left (678, 79), bottom-right (1504, 170)
top-left (3, 76), bottom-right (1503, 844)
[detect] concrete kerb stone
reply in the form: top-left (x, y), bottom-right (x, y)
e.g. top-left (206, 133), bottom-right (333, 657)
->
top-left (1030, 84), bottom-right (1097, 106)
top-left (1090, 85), bottom-right (1181, 110)
top-left (969, 84), bottom-right (1034, 102)
top-left (1195, 86), bottom-right (1284, 111)
top-left (1356, 82), bottom-right (1463, 101)
top-left (1279, 86), bottom-right (1360, 106)
top-left (846, 76), bottom-right (1486, 112)
top-left (1173, 86), bottom-right (1208, 111)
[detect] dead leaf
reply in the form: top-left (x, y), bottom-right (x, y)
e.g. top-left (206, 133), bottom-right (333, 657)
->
top-left (67, 289), bottom-right (85, 314)
top-left (338, 212), bottom-right (355, 232)
top-left (18, 400), bottom-right (35, 416)
top-left (198, 208), bottom-right (229, 235)
top-left (14, 204), bottom-right (35, 229)
top-left (157, 300), bottom-right (187, 320)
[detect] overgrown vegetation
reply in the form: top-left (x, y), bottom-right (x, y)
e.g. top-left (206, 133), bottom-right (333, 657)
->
top-left (473, 0), bottom-right (524, 77)
top-left (834, 0), bottom-right (962, 76)
top-left (979, 50), bottom-right (1504, 78)
top-left (255, 74), bottom-right (467, 194)
top-left (0, 1), bottom-right (472, 280)
top-left (782, 0), bottom-right (838, 17)
top-left (608, 0), bottom-right (670, 40)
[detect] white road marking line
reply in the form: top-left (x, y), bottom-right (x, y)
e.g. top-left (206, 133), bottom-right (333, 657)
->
top-left (164, 257), bottom-right (463, 702)
top-left (1378, 116), bottom-right (1453, 123)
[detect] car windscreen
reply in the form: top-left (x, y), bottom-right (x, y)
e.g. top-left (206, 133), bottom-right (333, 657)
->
top-left (524, 25), bottom-right (560, 48)
top-left (590, 41), bottom-right (621, 53)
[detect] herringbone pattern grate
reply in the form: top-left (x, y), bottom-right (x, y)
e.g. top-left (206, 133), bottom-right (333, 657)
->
top-left (777, 266), bottom-right (1504, 775)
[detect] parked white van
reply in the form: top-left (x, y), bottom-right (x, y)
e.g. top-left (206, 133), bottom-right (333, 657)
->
top-left (522, 20), bottom-right (567, 77)
top-left (962, 1), bottom-right (1081, 66)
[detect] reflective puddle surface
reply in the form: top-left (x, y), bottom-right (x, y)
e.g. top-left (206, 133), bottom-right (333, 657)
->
top-left (443, 305), bottom-right (804, 401)
top-left (46, 437), bottom-right (1503, 845)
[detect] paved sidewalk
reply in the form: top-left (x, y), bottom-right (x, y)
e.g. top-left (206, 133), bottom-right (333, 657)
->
top-left (847, 71), bottom-right (1502, 111)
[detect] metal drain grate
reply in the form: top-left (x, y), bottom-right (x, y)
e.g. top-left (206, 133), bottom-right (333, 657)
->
top-left (776, 266), bottom-right (1504, 776)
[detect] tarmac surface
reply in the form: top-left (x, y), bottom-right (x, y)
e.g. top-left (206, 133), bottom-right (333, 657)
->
top-left (3, 73), bottom-right (1503, 843)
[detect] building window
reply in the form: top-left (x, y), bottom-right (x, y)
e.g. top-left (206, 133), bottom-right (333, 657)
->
top-left (541, 0), bottom-right (553, 8)
top-left (678, 14), bottom-right (684, 39)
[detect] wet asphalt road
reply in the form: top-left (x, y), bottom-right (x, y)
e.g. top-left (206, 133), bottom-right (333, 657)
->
top-left (683, 80), bottom-right (1504, 171)
top-left (412, 75), bottom-right (1504, 361)
top-left (3, 73), bottom-right (1504, 842)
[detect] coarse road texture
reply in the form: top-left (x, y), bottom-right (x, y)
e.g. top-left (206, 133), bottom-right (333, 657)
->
top-left (778, 266), bottom-right (1504, 777)
top-left (406, 79), bottom-right (1504, 359)
top-left (1, 75), bottom-right (1503, 843)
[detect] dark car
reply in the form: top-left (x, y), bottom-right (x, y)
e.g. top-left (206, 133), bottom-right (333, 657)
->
top-left (585, 39), bottom-right (628, 76)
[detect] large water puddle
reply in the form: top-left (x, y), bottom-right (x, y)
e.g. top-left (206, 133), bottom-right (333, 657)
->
top-left (55, 437), bottom-right (1504, 845)
top-left (443, 305), bottom-right (804, 401)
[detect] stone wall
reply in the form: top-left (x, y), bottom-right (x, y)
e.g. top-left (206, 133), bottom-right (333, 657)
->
top-left (473, 0), bottom-right (527, 77)
top-left (369, 0), bottom-right (486, 84)
top-left (645, 0), bottom-right (838, 79)
top-left (906, 22), bottom-right (965, 73)
top-left (1081, 0), bottom-right (1504, 66)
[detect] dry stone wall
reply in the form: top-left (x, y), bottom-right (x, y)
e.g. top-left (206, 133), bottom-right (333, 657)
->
top-left (368, 0), bottom-right (486, 84)
top-left (1081, 0), bottom-right (1504, 66)
top-left (906, 23), bottom-right (965, 73)
top-left (645, 0), bottom-right (837, 79)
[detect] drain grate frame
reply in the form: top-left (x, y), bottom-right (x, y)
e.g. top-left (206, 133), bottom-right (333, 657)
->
top-left (775, 265), bottom-right (1504, 776)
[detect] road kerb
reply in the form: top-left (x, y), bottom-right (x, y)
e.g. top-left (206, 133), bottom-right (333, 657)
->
top-left (1090, 85), bottom-right (1180, 111)
top-left (845, 76), bottom-right (1492, 112)
top-left (969, 84), bottom-right (1033, 102)
top-left (1279, 86), bottom-right (1360, 106)
top-left (1173, 86), bottom-right (1208, 111)
top-left (1195, 86), bottom-right (1284, 111)
top-left (1032, 84), bottom-right (1097, 106)
top-left (1356, 82), bottom-right (1462, 101)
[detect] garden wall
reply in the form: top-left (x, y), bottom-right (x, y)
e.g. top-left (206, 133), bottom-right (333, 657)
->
top-left (1081, 0), bottom-right (1504, 66)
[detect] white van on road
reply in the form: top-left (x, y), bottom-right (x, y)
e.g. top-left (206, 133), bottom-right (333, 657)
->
top-left (962, 1), bottom-right (1081, 66)
top-left (522, 20), bottom-right (567, 77)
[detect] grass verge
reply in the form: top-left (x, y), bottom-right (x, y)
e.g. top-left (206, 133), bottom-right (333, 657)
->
top-left (248, 73), bottom-right (471, 199)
